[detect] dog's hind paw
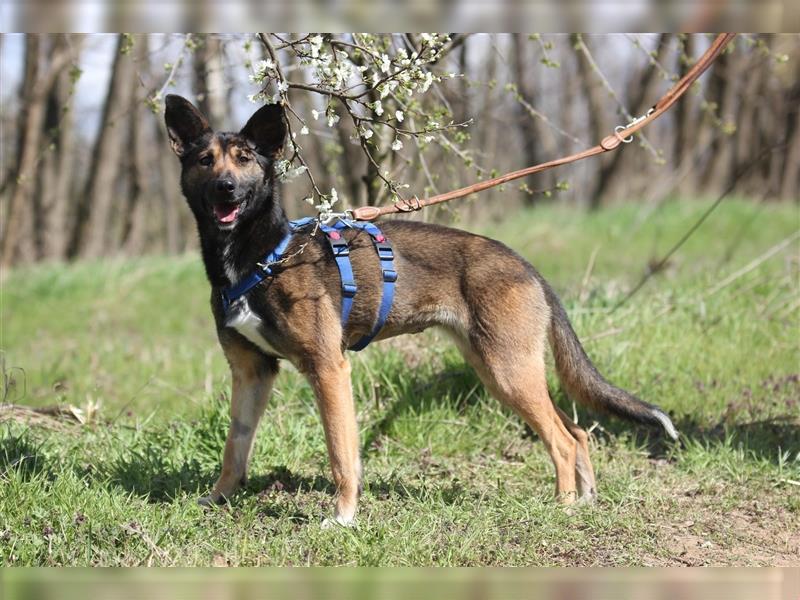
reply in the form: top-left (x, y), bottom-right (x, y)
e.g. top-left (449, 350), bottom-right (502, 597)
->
top-left (321, 515), bottom-right (356, 529)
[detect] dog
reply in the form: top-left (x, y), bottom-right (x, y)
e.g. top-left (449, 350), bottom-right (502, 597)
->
top-left (164, 94), bottom-right (678, 526)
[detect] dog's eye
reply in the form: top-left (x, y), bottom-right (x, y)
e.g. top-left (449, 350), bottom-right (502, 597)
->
top-left (238, 154), bottom-right (251, 165)
top-left (199, 155), bottom-right (213, 167)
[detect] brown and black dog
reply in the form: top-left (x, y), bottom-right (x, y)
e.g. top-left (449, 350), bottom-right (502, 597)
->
top-left (165, 95), bottom-right (678, 526)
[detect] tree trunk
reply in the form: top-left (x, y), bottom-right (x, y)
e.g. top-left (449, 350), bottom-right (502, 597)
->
top-left (193, 34), bottom-right (228, 128)
top-left (155, 122), bottom-right (184, 254)
top-left (511, 34), bottom-right (557, 205)
top-left (39, 34), bottom-right (82, 261)
top-left (571, 34), bottom-right (610, 210)
top-left (599, 34), bottom-right (672, 202)
top-left (1, 34), bottom-right (73, 267)
top-left (779, 52), bottom-right (800, 200)
top-left (121, 36), bottom-right (151, 255)
top-left (675, 34), bottom-right (700, 196)
top-left (69, 34), bottom-right (136, 259)
top-left (702, 45), bottom-right (738, 194)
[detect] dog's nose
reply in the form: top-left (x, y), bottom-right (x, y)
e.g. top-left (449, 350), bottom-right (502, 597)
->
top-left (215, 179), bottom-right (235, 194)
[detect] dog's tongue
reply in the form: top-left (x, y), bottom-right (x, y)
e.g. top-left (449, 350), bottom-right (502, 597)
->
top-left (213, 202), bottom-right (239, 223)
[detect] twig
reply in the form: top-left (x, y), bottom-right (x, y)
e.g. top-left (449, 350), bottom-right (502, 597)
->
top-left (153, 34), bottom-right (191, 102)
top-left (611, 141), bottom-right (787, 313)
top-left (122, 523), bottom-right (169, 566)
top-left (578, 245), bottom-right (600, 303)
top-left (511, 89), bottom-right (586, 147)
top-left (573, 34), bottom-right (660, 160)
top-left (257, 33), bottom-right (325, 200)
top-left (705, 231), bottom-right (800, 296)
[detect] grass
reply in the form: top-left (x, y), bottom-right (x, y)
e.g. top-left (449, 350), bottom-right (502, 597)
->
top-left (1, 198), bottom-right (798, 566)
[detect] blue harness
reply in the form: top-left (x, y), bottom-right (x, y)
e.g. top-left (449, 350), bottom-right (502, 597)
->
top-left (221, 217), bottom-right (397, 352)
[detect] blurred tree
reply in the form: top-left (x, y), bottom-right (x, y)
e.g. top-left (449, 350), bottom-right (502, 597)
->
top-left (1, 34), bottom-right (76, 266)
top-left (69, 34), bottom-right (136, 259)
top-left (1, 33), bottom-right (796, 267)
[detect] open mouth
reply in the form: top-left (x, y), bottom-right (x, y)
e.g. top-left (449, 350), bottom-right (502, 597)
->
top-left (212, 202), bottom-right (241, 226)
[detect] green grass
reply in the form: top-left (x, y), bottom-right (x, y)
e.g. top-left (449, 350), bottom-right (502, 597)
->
top-left (1, 198), bottom-right (799, 566)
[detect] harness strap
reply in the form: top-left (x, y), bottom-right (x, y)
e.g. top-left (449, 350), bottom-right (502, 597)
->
top-left (319, 219), bottom-right (397, 351)
top-left (319, 223), bottom-right (358, 326)
top-left (348, 223), bottom-right (396, 351)
top-left (221, 217), bottom-right (315, 313)
top-left (221, 217), bottom-right (396, 352)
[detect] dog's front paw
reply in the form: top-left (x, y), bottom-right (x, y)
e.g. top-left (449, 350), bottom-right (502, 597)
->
top-left (198, 493), bottom-right (227, 507)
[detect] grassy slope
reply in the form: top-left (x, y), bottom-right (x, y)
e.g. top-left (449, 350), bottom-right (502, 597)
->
top-left (1, 198), bottom-right (798, 566)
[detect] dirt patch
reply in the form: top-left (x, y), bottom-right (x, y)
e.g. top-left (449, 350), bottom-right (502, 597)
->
top-left (659, 497), bottom-right (799, 566)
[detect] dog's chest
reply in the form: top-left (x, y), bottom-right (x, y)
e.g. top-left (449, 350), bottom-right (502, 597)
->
top-left (224, 297), bottom-right (283, 357)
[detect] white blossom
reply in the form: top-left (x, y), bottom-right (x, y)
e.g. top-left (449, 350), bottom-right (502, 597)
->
top-left (310, 109), bottom-right (320, 120)
top-left (395, 110), bottom-right (404, 122)
top-left (361, 127), bottom-right (373, 140)
top-left (421, 71), bottom-right (434, 93)
top-left (255, 59), bottom-right (275, 72)
top-left (309, 35), bottom-right (323, 59)
top-left (379, 53), bottom-right (391, 74)
top-left (372, 100), bottom-right (384, 116)
top-left (277, 163), bottom-right (308, 182)
top-left (300, 126), bottom-right (309, 135)
top-left (391, 138), bottom-right (403, 151)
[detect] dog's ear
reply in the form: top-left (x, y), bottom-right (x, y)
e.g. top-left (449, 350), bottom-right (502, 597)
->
top-left (164, 95), bottom-right (211, 158)
top-left (240, 104), bottom-right (287, 158)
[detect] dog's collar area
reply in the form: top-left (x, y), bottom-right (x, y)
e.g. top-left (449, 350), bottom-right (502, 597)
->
top-left (221, 217), bottom-right (397, 352)
top-left (220, 219), bottom-right (306, 313)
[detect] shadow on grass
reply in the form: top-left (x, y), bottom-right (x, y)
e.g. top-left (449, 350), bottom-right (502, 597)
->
top-left (0, 428), bottom-right (50, 481)
top-left (103, 444), bottom-right (217, 503)
top-left (674, 414), bottom-right (800, 464)
top-left (552, 385), bottom-right (800, 466)
top-left (360, 362), bottom-right (486, 455)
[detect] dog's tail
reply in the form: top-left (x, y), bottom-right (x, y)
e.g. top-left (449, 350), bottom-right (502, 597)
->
top-left (542, 282), bottom-right (679, 440)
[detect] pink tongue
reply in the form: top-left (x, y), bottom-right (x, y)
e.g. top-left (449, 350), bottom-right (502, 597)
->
top-left (214, 203), bottom-right (239, 223)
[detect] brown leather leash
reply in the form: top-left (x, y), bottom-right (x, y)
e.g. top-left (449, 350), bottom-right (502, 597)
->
top-left (350, 33), bottom-right (737, 222)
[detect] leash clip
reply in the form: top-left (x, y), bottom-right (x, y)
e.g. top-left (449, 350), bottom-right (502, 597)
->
top-left (615, 108), bottom-right (654, 144)
top-left (318, 210), bottom-right (354, 225)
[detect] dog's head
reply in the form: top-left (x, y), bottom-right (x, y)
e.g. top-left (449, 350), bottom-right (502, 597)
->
top-left (164, 95), bottom-right (286, 232)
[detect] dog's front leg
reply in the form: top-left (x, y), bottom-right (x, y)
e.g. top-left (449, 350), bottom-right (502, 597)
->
top-left (200, 348), bottom-right (278, 506)
top-left (304, 356), bottom-right (361, 526)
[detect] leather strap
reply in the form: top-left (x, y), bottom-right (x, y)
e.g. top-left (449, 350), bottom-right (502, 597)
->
top-left (351, 33), bottom-right (736, 222)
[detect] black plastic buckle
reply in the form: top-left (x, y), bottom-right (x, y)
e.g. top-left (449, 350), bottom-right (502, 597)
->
top-left (382, 269), bottom-right (398, 283)
top-left (375, 243), bottom-right (394, 260)
top-left (327, 239), bottom-right (350, 257)
top-left (342, 282), bottom-right (357, 297)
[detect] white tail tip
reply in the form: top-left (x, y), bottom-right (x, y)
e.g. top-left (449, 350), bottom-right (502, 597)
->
top-left (651, 409), bottom-right (679, 440)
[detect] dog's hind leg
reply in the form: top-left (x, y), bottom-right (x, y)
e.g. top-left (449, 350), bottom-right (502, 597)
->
top-left (554, 405), bottom-right (596, 502)
top-left (466, 348), bottom-right (580, 503)
top-left (449, 279), bottom-right (583, 503)
top-left (302, 355), bottom-right (361, 527)
top-left (201, 342), bottom-right (278, 506)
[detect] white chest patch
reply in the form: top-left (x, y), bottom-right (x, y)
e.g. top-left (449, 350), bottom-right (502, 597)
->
top-left (225, 297), bottom-right (283, 357)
